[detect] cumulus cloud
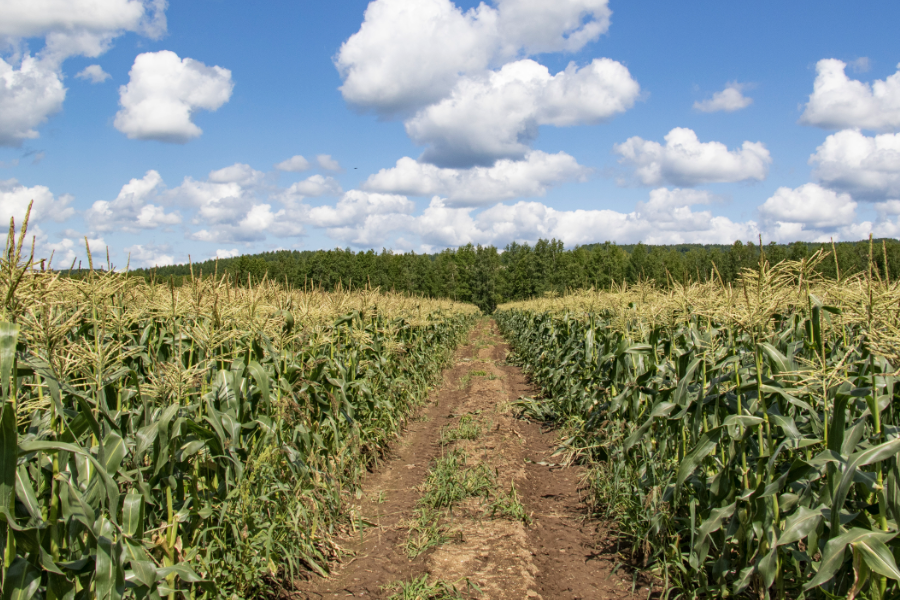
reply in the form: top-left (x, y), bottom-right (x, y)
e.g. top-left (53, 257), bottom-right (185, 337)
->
top-left (208, 163), bottom-right (265, 186)
top-left (800, 59), bottom-right (900, 131)
top-left (85, 170), bottom-right (181, 232)
top-left (114, 50), bottom-right (234, 143)
top-left (0, 0), bottom-right (166, 41)
top-left (0, 178), bottom-right (74, 225)
top-left (0, 56), bottom-right (66, 146)
top-left (190, 202), bottom-right (306, 244)
top-left (0, 1), bottom-right (167, 145)
top-left (124, 243), bottom-right (174, 268)
top-left (309, 187), bottom-right (759, 250)
top-left (407, 58), bottom-right (639, 166)
top-left (470, 188), bottom-right (754, 246)
top-left (308, 191), bottom-right (413, 228)
top-left (693, 82), bottom-right (752, 113)
top-left (282, 175), bottom-right (343, 197)
top-left (275, 155), bottom-right (311, 172)
top-left (40, 235), bottom-right (106, 268)
top-left (75, 64), bottom-right (111, 83)
top-left (336, 0), bottom-right (612, 115)
top-left (215, 248), bottom-right (240, 259)
top-left (305, 191), bottom-right (415, 247)
top-left (316, 154), bottom-right (341, 171)
top-left (758, 183), bottom-right (856, 241)
top-left (809, 129), bottom-right (900, 200)
top-left (363, 150), bottom-right (589, 206)
top-left (614, 127), bottom-right (771, 187)
top-left (151, 163), bottom-right (305, 244)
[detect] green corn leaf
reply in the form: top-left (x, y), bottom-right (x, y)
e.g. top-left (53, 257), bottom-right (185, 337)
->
top-left (0, 402), bottom-right (16, 517)
top-left (13, 465), bottom-right (40, 520)
top-left (20, 440), bottom-right (120, 521)
top-left (777, 505), bottom-right (824, 547)
top-left (0, 322), bottom-right (19, 401)
top-left (2, 557), bottom-right (41, 600)
top-left (103, 432), bottom-right (126, 475)
top-left (855, 536), bottom-right (900, 581)
top-left (122, 490), bottom-right (144, 538)
top-left (805, 528), bottom-right (896, 589)
top-left (831, 437), bottom-right (900, 532)
top-left (676, 426), bottom-right (723, 492)
top-left (95, 516), bottom-right (124, 600)
top-left (757, 547), bottom-right (778, 589)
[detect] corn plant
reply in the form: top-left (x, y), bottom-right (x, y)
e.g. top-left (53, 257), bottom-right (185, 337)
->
top-left (497, 247), bottom-right (900, 599)
top-left (1, 216), bottom-right (478, 598)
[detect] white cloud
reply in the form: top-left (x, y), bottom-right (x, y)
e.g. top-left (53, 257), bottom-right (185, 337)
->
top-left (0, 55), bottom-right (66, 146)
top-left (800, 59), bottom-right (900, 132)
top-left (124, 243), bottom-right (174, 268)
top-left (85, 170), bottom-right (180, 232)
top-left (406, 58), bottom-right (639, 166)
top-left (282, 175), bottom-right (343, 197)
top-left (275, 155), bottom-right (311, 172)
top-left (306, 191), bottom-right (415, 247)
top-left (363, 150), bottom-right (589, 206)
top-left (190, 202), bottom-right (305, 243)
top-left (170, 177), bottom-right (249, 225)
top-left (40, 235), bottom-right (107, 269)
top-left (408, 189), bottom-right (758, 248)
top-left (849, 57), bottom-right (871, 74)
top-left (336, 0), bottom-right (612, 115)
top-left (494, 0), bottom-right (611, 56)
top-left (156, 163), bottom-right (306, 244)
top-left (114, 50), bottom-right (234, 143)
top-left (614, 127), bottom-right (771, 187)
top-left (0, 1), bottom-right (167, 145)
top-left (0, 0), bottom-right (166, 40)
top-left (809, 129), bottom-right (900, 200)
top-left (758, 183), bottom-right (856, 239)
top-left (208, 163), bottom-right (265, 186)
top-left (316, 154), bottom-right (341, 171)
top-left (75, 64), bottom-right (111, 83)
top-left (693, 82), bottom-right (752, 113)
top-left (215, 248), bottom-right (240, 259)
top-left (308, 190), bottom-right (414, 228)
top-left (308, 187), bottom-right (759, 249)
top-left (0, 178), bottom-right (74, 225)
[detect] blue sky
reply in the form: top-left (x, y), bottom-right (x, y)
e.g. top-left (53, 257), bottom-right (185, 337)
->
top-left (2, 0), bottom-right (900, 268)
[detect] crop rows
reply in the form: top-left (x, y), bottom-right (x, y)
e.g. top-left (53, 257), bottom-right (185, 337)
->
top-left (0, 220), bottom-right (477, 599)
top-left (497, 248), bottom-right (900, 599)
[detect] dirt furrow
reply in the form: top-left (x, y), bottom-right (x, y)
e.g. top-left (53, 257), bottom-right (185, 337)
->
top-left (292, 319), bottom-right (642, 599)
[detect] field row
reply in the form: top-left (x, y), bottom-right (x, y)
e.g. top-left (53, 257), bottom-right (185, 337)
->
top-left (497, 253), bottom-right (900, 599)
top-left (1, 227), bottom-right (478, 599)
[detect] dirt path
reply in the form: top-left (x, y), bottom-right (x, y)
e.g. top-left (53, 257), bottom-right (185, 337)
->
top-left (293, 319), bottom-right (645, 599)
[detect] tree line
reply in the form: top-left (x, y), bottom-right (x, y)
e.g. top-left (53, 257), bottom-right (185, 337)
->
top-left (121, 238), bottom-right (900, 313)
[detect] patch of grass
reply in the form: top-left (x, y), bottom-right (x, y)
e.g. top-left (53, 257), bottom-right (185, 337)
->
top-left (470, 370), bottom-right (488, 376)
top-left (404, 450), bottom-right (496, 556)
top-left (385, 574), bottom-right (480, 600)
top-left (420, 450), bottom-right (495, 509)
top-left (457, 373), bottom-right (472, 389)
top-left (384, 575), bottom-right (481, 600)
top-left (441, 414), bottom-right (482, 444)
top-left (404, 507), bottom-right (450, 559)
top-left (488, 482), bottom-right (531, 525)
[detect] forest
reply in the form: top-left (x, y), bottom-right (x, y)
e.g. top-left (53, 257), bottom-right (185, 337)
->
top-left (121, 237), bottom-right (900, 312)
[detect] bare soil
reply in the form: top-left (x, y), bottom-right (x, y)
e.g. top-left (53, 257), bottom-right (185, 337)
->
top-left (291, 319), bottom-right (649, 599)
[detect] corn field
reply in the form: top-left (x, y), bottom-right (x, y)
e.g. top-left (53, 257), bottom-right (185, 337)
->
top-left (0, 217), bottom-right (478, 599)
top-left (497, 245), bottom-right (900, 599)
